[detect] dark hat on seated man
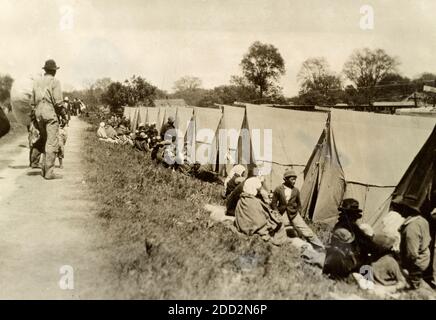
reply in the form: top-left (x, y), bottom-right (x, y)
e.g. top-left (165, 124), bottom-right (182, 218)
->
top-left (338, 198), bottom-right (363, 216)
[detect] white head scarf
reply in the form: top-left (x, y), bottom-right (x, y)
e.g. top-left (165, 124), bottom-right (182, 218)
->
top-left (99, 122), bottom-right (105, 128)
top-left (224, 164), bottom-right (246, 189)
top-left (243, 177), bottom-right (262, 196)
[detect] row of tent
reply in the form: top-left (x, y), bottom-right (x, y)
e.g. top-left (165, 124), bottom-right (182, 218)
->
top-left (122, 104), bottom-right (436, 231)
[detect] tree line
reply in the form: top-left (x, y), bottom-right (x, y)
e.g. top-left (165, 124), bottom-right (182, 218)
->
top-left (65, 42), bottom-right (436, 111)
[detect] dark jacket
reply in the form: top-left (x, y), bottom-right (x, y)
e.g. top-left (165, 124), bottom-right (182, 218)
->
top-left (226, 181), bottom-right (245, 216)
top-left (270, 184), bottom-right (301, 220)
top-left (160, 122), bottom-right (175, 140)
top-left (225, 175), bottom-right (241, 197)
top-left (333, 217), bottom-right (378, 267)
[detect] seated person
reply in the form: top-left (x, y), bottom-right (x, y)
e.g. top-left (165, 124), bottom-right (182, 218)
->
top-left (224, 164), bottom-right (246, 197)
top-left (134, 131), bottom-right (149, 152)
top-left (226, 173), bottom-right (269, 217)
top-left (189, 162), bottom-right (220, 183)
top-left (399, 207), bottom-right (432, 290)
top-left (270, 169), bottom-right (324, 250)
top-left (226, 179), bottom-right (245, 217)
top-left (105, 123), bottom-right (118, 140)
top-left (234, 177), bottom-right (281, 241)
top-left (369, 233), bottom-right (407, 288)
top-left (323, 228), bottom-right (360, 279)
top-left (323, 198), bottom-right (379, 279)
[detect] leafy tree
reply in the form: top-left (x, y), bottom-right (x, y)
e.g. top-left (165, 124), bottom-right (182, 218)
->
top-left (127, 75), bottom-right (157, 106)
top-left (374, 73), bottom-right (414, 101)
top-left (101, 81), bottom-right (129, 110)
top-left (343, 48), bottom-right (399, 103)
top-left (240, 41), bottom-right (285, 98)
top-left (297, 57), bottom-right (342, 105)
top-left (101, 76), bottom-right (158, 112)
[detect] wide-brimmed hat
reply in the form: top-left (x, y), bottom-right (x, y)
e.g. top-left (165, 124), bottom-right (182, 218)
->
top-left (283, 169), bottom-right (297, 179)
top-left (338, 198), bottom-right (363, 215)
top-left (42, 59), bottom-right (60, 71)
top-left (332, 228), bottom-right (355, 244)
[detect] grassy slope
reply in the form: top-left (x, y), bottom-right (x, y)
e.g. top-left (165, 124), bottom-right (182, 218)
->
top-left (81, 118), bottom-right (428, 300)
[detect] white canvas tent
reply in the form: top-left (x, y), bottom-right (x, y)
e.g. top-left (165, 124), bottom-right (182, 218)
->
top-left (188, 107), bottom-right (222, 168)
top-left (156, 107), bottom-right (167, 131)
top-left (300, 109), bottom-right (436, 229)
top-left (146, 107), bottom-right (159, 125)
top-left (175, 106), bottom-right (194, 138)
top-left (137, 106), bottom-right (147, 126)
top-left (130, 107), bottom-right (140, 132)
top-left (217, 105), bottom-right (246, 177)
top-left (243, 104), bottom-right (327, 191)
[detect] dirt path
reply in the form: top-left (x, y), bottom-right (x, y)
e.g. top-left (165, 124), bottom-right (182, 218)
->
top-left (0, 118), bottom-right (117, 299)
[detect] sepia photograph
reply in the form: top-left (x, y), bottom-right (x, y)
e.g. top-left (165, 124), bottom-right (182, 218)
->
top-left (0, 0), bottom-right (435, 305)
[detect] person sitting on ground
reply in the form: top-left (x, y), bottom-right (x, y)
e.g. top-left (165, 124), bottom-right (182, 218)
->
top-left (97, 122), bottom-right (108, 139)
top-left (134, 130), bottom-right (149, 152)
top-left (398, 207), bottom-right (432, 290)
top-left (116, 127), bottom-right (134, 146)
top-left (226, 173), bottom-right (268, 217)
top-left (147, 122), bottom-right (160, 147)
top-left (234, 177), bottom-right (281, 241)
top-left (334, 198), bottom-right (379, 264)
top-left (323, 198), bottom-right (378, 279)
top-left (224, 164), bottom-right (246, 198)
top-left (105, 123), bottom-right (118, 140)
top-left (189, 162), bottom-right (220, 183)
top-left (365, 233), bottom-right (408, 289)
top-left (270, 169), bottom-right (325, 250)
top-left (323, 228), bottom-right (360, 279)
top-left (160, 116), bottom-right (175, 141)
top-left (97, 122), bottom-right (118, 144)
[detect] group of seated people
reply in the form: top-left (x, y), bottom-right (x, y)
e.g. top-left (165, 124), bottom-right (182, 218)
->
top-left (96, 114), bottom-right (161, 150)
top-left (97, 114), bottom-right (221, 183)
top-left (222, 164), bottom-right (436, 294)
top-left (96, 113), bottom-right (435, 294)
top-left (224, 166), bottom-right (325, 250)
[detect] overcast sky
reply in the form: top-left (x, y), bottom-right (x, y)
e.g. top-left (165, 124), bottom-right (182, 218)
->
top-left (0, 0), bottom-right (435, 96)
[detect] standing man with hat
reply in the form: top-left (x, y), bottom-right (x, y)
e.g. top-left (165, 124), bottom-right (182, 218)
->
top-left (271, 169), bottom-right (324, 250)
top-left (32, 59), bottom-right (63, 179)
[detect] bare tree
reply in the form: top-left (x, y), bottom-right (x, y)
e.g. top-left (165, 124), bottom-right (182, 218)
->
top-left (173, 76), bottom-right (202, 92)
top-left (297, 57), bottom-right (342, 103)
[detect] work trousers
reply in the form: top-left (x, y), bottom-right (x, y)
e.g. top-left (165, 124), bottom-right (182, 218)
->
top-left (283, 212), bottom-right (325, 250)
top-left (35, 103), bottom-right (59, 179)
top-left (29, 143), bottom-right (43, 167)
